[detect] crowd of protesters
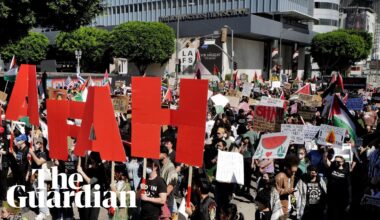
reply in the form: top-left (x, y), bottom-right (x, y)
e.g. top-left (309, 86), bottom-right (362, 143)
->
top-left (0, 73), bottom-right (379, 220)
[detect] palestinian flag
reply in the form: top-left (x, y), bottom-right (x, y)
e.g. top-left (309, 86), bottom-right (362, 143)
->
top-left (4, 56), bottom-right (18, 82)
top-left (294, 83), bottom-right (311, 95)
top-left (329, 95), bottom-right (364, 143)
top-left (102, 69), bottom-right (109, 86)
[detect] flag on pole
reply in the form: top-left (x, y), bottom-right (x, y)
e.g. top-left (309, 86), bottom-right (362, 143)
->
top-left (102, 69), bottom-right (109, 86)
top-left (4, 56), bottom-right (18, 82)
top-left (65, 76), bottom-right (74, 88)
top-left (328, 95), bottom-right (364, 143)
top-left (294, 83), bottom-right (311, 95)
top-left (163, 89), bottom-right (173, 102)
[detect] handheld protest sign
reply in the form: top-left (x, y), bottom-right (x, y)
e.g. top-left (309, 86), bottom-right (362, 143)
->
top-left (132, 77), bottom-right (208, 167)
top-left (5, 64), bottom-right (39, 126)
top-left (75, 86), bottom-right (126, 162)
top-left (186, 166), bottom-right (193, 208)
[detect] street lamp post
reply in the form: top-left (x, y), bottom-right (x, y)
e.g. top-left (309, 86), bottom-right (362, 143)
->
top-left (223, 25), bottom-right (234, 76)
top-left (75, 50), bottom-right (82, 74)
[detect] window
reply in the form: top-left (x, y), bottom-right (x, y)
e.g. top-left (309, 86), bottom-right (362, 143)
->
top-left (117, 6), bottom-right (120, 14)
top-left (319, 19), bottom-right (338, 26)
top-left (315, 2), bottom-right (339, 11)
top-left (121, 6), bottom-right (125, 13)
top-left (113, 7), bottom-right (116, 14)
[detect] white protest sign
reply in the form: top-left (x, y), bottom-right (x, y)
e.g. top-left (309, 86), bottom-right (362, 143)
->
top-left (281, 124), bottom-right (304, 144)
top-left (178, 199), bottom-right (189, 220)
top-left (333, 143), bottom-right (353, 163)
top-left (253, 133), bottom-right (291, 159)
top-left (242, 83), bottom-right (253, 97)
top-left (271, 81), bottom-right (281, 89)
top-left (260, 96), bottom-right (285, 108)
top-left (304, 125), bottom-right (320, 142)
top-left (254, 87), bottom-right (261, 93)
top-left (216, 150), bottom-right (244, 185)
top-left (179, 48), bottom-right (196, 66)
top-left (317, 124), bottom-right (346, 148)
top-left (211, 94), bottom-right (229, 107)
top-left (311, 83), bottom-right (316, 92)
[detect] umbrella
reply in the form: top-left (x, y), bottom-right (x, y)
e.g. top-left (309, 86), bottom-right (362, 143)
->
top-left (210, 94), bottom-right (229, 107)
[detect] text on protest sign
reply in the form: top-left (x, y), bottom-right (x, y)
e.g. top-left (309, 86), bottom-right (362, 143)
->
top-left (281, 124), bottom-right (304, 144)
top-left (317, 124), bottom-right (346, 148)
top-left (242, 83), bottom-right (253, 97)
top-left (346, 98), bottom-right (364, 111)
top-left (304, 125), bottom-right (320, 142)
top-left (112, 95), bottom-right (129, 113)
top-left (216, 150), bottom-right (244, 185)
top-left (260, 96), bottom-right (285, 108)
top-left (253, 105), bottom-right (284, 132)
top-left (333, 143), bottom-right (353, 163)
top-left (225, 96), bottom-right (240, 108)
top-left (132, 77), bottom-right (208, 167)
top-left (253, 133), bottom-right (291, 159)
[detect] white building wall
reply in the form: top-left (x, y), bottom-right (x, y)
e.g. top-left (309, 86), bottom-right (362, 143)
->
top-left (313, 0), bottom-right (340, 33)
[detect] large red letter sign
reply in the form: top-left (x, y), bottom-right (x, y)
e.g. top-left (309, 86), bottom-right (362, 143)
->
top-left (47, 100), bottom-right (85, 160)
top-left (132, 78), bottom-right (208, 167)
top-left (5, 64), bottom-right (39, 125)
top-left (74, 86), bottom-right (126, 162)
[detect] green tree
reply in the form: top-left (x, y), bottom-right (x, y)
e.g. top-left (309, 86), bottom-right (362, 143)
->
top-left (0, 0), bottom-right (35, 45)
top-left (32, 0), bottom-right (103, 31)
top-left (0, 0), bottom-right (103, 46)
top-left (339, 29), bottom-right (373, 60)
top-left (311, 30), bottom-right (366, 74)
top-left (1, 32), bottom-right (49, 64)
top-left (111, 21), bottom-right (175, 75)
top-left (55, 27), bottom-right (110, 71)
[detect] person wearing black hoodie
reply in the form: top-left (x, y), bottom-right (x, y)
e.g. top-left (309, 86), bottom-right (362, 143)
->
top-left (323, 152), bottom-right (352, 220)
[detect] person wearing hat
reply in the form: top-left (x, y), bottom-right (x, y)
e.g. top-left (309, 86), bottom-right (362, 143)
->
top-left (9, 134), bottom-right (29, 186)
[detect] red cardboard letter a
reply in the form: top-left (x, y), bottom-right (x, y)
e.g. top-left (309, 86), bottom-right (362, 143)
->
top-left (5, 64), bottom-right (39, 125)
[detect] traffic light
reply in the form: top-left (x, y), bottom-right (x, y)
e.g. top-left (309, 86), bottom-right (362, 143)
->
top-left (233, 62), bottom-right (237, 70)
top-left (221, 27), bottom-right (228, 43)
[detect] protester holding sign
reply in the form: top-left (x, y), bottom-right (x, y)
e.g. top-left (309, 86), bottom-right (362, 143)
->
top-left (323, 151), bottom-right (352, 220)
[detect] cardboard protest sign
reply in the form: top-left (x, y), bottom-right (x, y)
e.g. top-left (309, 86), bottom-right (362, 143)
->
top-left (253, 105), bottom-right (284, 132)
top-left (242, 83), bottom-right (252, 97)
top-left (299, 107), bottom-right (317, 122)
top-left (253, 87), bottom-right (261, 93)
top-left (297, 94), bottom-right (321, 107)
top-left (5, 64), bottom-right (39, 126)
top-left (216, 150), bottom-right (244, 185)
top-left (333, 143), bottom-right (353, 163)
top-left (112, 95), bottom-right (129, 113)
top-left (281, 124), bottom-right (304, 144)
top-left (253, 133), bottom-right (291, 159)
top-left (0, 91), bottom-right (7, 105)
top-left (346, 98), bottom-right (363, 111)
top-left (226, 96), bottom-right (240, 108)
top-left (48, 88), bottom-right (67, 100)
top-left (260, 96), bottom-right (285, 108)
top-left (248, 99), bottom-right (260, 106)
top-left (317, 124), bottom-right (346, 148)
top-left (115, 80), bottom-right (125, 88)
top-left (304, 125), bottom-right (320, 142)
top-left (132, 77), bottom-right (208, 167)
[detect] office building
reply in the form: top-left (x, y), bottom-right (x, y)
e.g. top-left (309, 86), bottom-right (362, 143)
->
top-left (313, 0), bottom-right (340, 33)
